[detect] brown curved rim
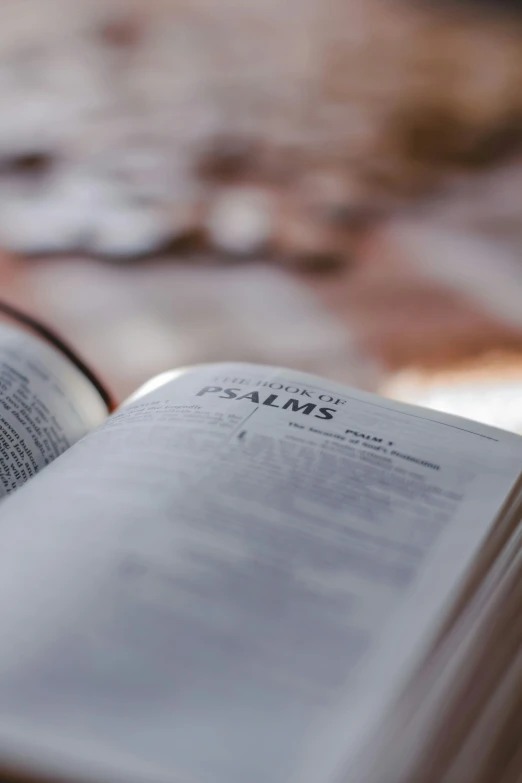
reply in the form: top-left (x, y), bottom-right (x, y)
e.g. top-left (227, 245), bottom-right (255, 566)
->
top-left (0, 300), bottom-right (116, 413)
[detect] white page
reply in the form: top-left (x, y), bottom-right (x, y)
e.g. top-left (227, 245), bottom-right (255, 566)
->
top-left (0, 322), bottom-right (107, 497)
top-left (0, 362), bottom-right (519, 783)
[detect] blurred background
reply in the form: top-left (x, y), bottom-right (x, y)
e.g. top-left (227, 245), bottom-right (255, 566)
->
top-left (2, 0), bottom-right (522, 431)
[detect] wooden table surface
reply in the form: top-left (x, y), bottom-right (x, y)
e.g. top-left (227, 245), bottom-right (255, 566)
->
top-left (1, 222), bottom-right (522, 427)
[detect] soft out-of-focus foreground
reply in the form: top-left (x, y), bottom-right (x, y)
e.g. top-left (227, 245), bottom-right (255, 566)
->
top-left (2, 0), bottom-right (522, 430)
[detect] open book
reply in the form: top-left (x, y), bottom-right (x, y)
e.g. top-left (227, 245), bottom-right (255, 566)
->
top-left (0, 319), bottom-right (522, 783)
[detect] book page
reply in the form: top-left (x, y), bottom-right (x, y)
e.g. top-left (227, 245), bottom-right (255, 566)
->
top-left (0, 362), bottom-right (519, 783)
top-left (0, 322), bottom-right (107, 497)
